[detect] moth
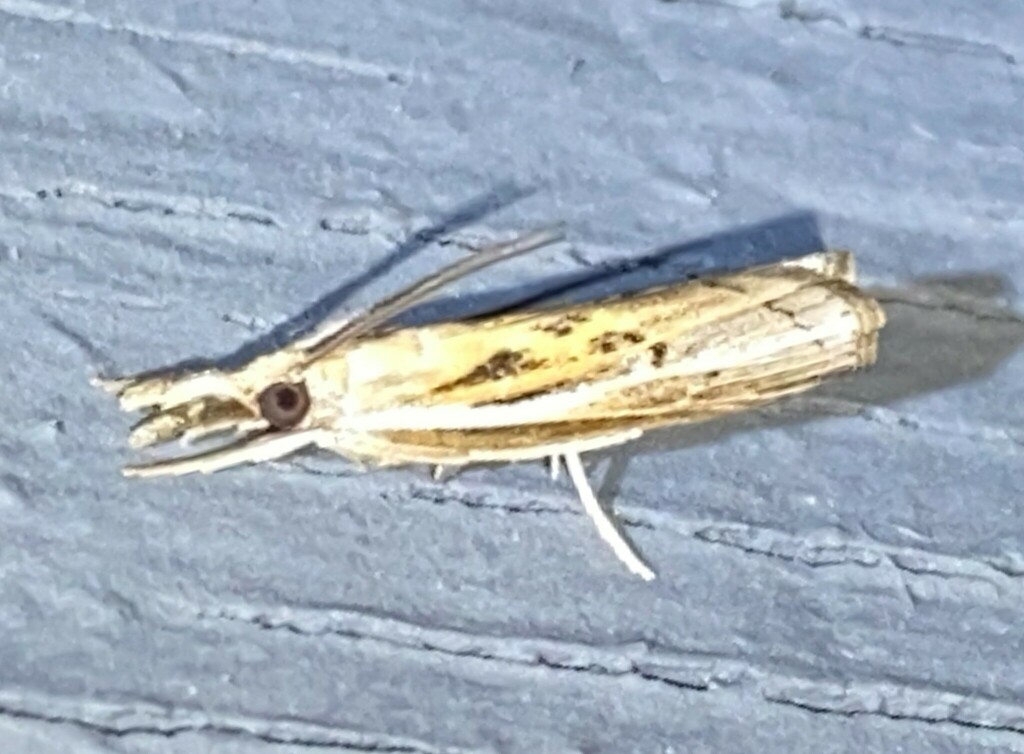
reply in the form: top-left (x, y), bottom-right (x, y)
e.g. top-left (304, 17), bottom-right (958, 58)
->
top-left (96, 225), bottom-right (886, 580)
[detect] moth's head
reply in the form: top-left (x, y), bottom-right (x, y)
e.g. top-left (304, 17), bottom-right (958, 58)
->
top-left (96, 224), bottom-right (569, 478)
top-left (95, 349), bottom-right (340, 477)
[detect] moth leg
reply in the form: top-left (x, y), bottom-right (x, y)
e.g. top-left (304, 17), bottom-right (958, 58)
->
top-left (430, 464), bottom-right (470, 482)
top-left (561, 452), bottom-right (655, 581)
top-left (548, 454), bottom-right (560, 482)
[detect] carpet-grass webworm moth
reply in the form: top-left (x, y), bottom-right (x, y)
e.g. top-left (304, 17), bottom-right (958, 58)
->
top-left (95, 225), bottom-right (886, 580)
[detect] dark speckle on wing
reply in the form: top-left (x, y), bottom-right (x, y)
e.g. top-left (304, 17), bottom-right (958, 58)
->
top-left (765, 300), bottom-right (812, 331)
top-left (589, 330), bottom-right (646, 354)
top-left (434, 349), bottom-right (548, 393)
top-left (533, 311), bottom-right (591, 337)
top-left (537, 320), bottom-right (574, 337)
top-left (649, 342), bottom-right (668, 368)
top-left (702, 279), bottom-right (748, 294)
top-left (489, 379), bottom-right (572, 405)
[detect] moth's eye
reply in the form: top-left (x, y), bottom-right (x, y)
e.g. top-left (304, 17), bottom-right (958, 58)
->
top-left (257, 381), bottom-right (311, 430)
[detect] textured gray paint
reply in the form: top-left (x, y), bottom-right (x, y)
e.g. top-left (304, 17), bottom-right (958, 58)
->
top-left (1, 0), bottom-right (1022, 752)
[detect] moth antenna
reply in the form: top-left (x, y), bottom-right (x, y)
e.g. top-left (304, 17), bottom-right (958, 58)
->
top-left (300, 223), bottom-right (567, 365)
top-left (562, 452), bottom-right (656, 581)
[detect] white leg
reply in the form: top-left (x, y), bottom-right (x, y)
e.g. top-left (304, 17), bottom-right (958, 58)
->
top-left (549, 454), bottom-right (560, 481)
top-left (561, 452), bottom-right (656, 581)
top-left (432, 465), bottom-right (445, 481)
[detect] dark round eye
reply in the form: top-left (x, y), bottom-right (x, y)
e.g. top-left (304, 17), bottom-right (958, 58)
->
top-left (257, 381), bottom-right (311, 430)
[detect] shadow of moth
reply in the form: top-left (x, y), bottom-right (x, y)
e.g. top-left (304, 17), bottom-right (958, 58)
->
top-left (95, 225), bottom-right (886, 580)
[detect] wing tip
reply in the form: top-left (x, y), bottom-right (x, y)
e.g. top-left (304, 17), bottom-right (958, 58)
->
top-left (779, 249), bottom-right (857, 283)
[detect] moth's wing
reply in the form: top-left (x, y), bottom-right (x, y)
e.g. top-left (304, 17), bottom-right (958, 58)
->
top-left (552, 272), bottom-right (886, 423)
top-left (330, 250), bottom-right (877, 418)
top-left (333, 251), bottom-right (885, 463)
top-left (352, 370), bottom-right (821, 465)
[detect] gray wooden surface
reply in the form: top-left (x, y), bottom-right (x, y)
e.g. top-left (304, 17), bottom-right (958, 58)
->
top-left (1, 1), bottom-right (1023, 752)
